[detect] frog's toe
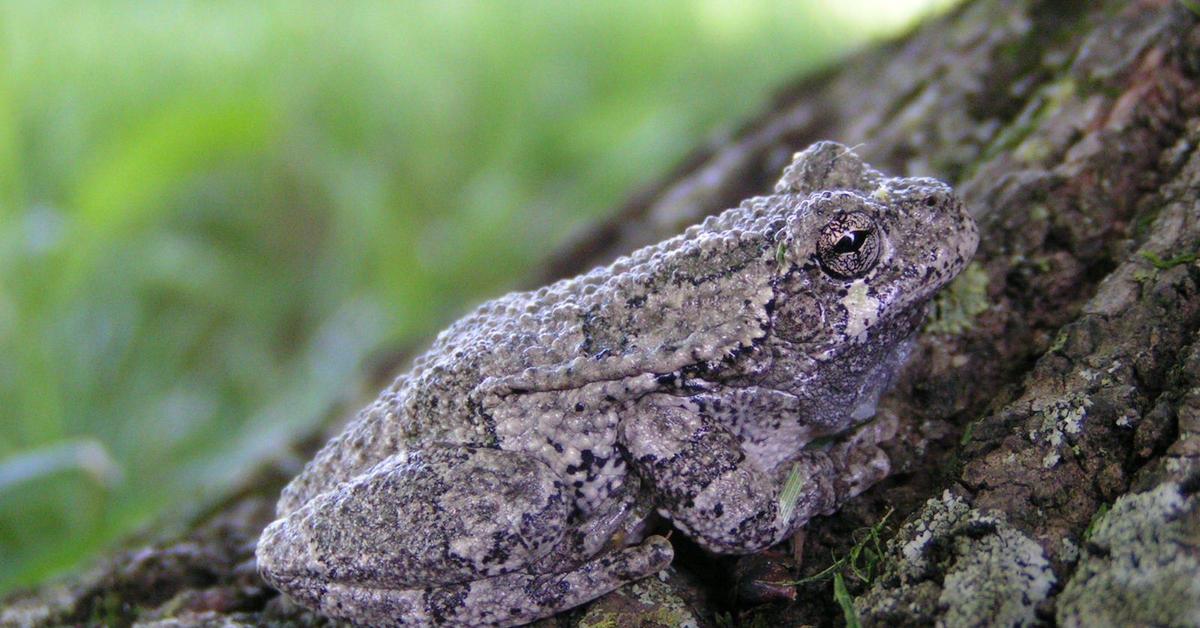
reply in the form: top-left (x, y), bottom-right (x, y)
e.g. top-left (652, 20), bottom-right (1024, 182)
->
top-left (255, 516), bottom-right (299, 591)
top-left (827, 413), bottom-right (895, 499)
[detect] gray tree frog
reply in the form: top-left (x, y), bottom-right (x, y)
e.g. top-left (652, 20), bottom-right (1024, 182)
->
top-left (256, 142), bottom-right (979, 626)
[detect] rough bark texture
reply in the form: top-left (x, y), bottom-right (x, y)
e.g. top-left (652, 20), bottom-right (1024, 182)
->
top-left (4, 1), bottom-right (1200, 626)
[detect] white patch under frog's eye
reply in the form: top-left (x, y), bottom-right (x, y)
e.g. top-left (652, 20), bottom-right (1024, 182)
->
top-left (816, 211), bottom-right (880, 279)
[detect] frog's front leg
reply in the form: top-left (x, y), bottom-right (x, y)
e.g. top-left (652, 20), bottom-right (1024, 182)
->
top-left (256, 443), bottom-right (671, 626)
top-left (619, 393), bottom-right (893, 554)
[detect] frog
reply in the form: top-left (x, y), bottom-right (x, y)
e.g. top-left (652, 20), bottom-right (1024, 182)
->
top-left (255, 141), bottom-right (980, 627)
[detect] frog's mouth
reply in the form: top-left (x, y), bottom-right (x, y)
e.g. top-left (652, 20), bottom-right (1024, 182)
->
top-left (846, 298), bottom-right (927, 355)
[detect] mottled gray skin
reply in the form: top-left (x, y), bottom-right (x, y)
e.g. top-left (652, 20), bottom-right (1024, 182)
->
top-left (256, 142), bottom-right (979, 627)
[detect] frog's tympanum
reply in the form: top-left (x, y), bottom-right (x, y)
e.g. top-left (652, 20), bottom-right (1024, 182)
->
top-left (257, 142), bottom-right (979, 626)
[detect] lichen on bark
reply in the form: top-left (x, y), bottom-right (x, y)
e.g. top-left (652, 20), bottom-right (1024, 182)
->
top-left (1056, 482), bottom-right (1200, 627)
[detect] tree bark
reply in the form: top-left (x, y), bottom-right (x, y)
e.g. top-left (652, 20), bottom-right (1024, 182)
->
top-left (5, 1), bottom-right (1199, 626)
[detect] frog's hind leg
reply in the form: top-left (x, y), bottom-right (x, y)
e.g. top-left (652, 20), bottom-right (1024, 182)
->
top-left (620, 393), bottom-right (894, 555)
top-left (257, 443), bottom-right (672, 626)
top-left (293, 536), bottom-right (673, 626)
top-left (274, 382), bottom-right (410, 517)
top-left (259, 444), bottom-right (570, 588)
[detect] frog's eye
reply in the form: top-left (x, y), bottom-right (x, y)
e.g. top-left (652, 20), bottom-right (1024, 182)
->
top-left (816, 211), bottom-right (880, 279)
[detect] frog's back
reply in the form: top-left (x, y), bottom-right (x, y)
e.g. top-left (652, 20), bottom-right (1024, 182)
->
top-left (275, 196), bottom-right (789, 515)
top-left (400, 194), bottom-right (791, 432)
top-left (396, 285), bottom-right (591, 445)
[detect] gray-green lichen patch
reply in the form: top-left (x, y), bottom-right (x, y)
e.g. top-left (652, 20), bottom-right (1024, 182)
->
top-left (1056, 482), bottom-right (1200, 627)
top-left (1027, 393), bottom-right (1091, 469)
top-left (937, 525), bottom-right (1054, 628)
top-left (575, 572), bottom-right (700, 628)
top-left (926, 261), bottom-right (990, 335)
top-left (856, 491), bottom-right (1055, 628)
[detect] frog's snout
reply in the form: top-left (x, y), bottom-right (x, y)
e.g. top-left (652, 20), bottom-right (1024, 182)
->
top-left (953, 201), bottom-right (980, 268)
top-left (909, 192), bottom-right (979, 284)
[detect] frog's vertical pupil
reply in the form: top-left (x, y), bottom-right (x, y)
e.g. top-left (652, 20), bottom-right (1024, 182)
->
top-left (817, 212), bottom-right (880, 279)
top-left (833, 230), bottom-right (869, 254)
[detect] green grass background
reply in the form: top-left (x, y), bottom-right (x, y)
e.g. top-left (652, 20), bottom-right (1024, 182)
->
top-left (0, 0), bottom-right (953, 594)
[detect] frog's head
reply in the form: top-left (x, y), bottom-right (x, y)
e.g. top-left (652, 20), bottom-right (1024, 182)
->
top-left (772, 159), bottom-right (979, 355)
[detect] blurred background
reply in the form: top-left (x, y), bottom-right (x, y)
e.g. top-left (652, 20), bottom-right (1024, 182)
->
top-left (0, 0), bottom-right (956, 594)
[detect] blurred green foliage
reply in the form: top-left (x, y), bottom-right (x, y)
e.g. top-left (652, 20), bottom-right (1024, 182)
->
top-left (0, 0), bottom-right (952, 593)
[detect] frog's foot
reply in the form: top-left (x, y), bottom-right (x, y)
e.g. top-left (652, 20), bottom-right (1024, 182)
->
top-left (280, 535), bottom-right (672, 627)
top-left (620, 394), bottom-right (896, 555)
top-left (770, 410), bottom-right (896, 533)
top-left (620, 393), bottom-right (796, 554)
top-left (536, 474), bottom-right (655, 575)
top-left (258, 444), bottom-right (577, 615)
top-left (824, 409), bottom-right (897, 501)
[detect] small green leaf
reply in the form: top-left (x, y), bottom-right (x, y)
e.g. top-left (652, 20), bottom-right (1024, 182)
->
top-left (778, 462), bottom-right (805, 523)
top-left (959, 421), bottom-right (976, 446)
top-left (790, 506), bottom-right (894, 587)
top-left (834, 573), bottom-right (860, 628)
top-left (1084, 503), bottom-right (1110, 540)
top-left (1141, 250), bottom-right (1197, 270)
top-left (0, 440), bottom-right (123, 493)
